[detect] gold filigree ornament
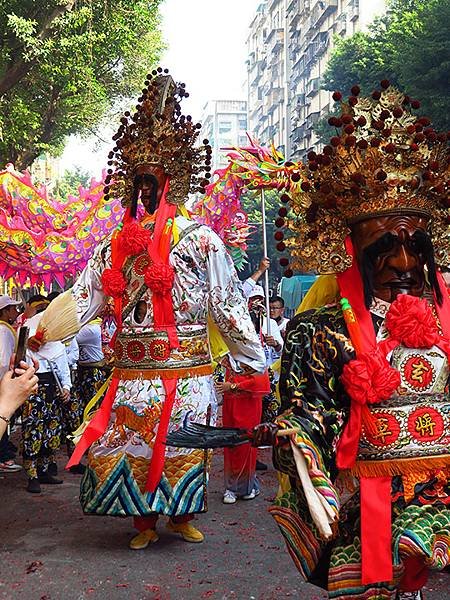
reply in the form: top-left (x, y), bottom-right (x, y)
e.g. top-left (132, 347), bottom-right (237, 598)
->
top-left (103, 68), bottom-right (212, 206)
top-left (283, 81), bottom-right (450, 274)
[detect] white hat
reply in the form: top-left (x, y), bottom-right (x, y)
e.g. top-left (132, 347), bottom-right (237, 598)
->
top-left (0, 295), bottom-right (22, 311)
top-left (248, 284), bottom-right (265, 299)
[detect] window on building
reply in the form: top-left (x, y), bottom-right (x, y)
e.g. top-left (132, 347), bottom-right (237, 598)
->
top-left (218, 121), bottom-right (232, 134)
top-left (238, 116), bottom-right (247, 130)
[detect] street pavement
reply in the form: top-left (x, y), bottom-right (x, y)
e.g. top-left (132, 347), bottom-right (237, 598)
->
top-left (0, 448), bottom-right (448, 600)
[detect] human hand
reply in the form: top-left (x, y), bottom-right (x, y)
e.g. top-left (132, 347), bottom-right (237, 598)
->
top-left (0, 363), bottom-right (38, 418)
top-left (215, 381), bottom-right (234, 394)
top-left (61, 388), bottom-right (71, 402)
top-left (264, 335), bottom-right (281, 350)
top-left (9, 354), bottom-right (39, 373)
top-left (251, 422), bottom-right (280, 447)
top-left (258, 257), bottom-right (270, 273)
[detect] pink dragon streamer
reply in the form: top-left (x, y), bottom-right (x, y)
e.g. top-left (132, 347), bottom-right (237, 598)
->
top-left (0, 164), bottom-right (124, 286)
top-left (192, 138), bottom-right (299, 269)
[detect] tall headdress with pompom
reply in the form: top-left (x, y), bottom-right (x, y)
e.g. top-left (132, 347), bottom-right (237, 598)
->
top-left (103, 68), bottom-right (212, 206)
top-left (282, 81), bottom-right (450, 274)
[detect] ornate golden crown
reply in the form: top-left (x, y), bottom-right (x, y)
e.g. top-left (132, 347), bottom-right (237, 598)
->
top-left (283, 82), bottom-right (450, 274)
top-left (104, 68), bottom-right (212, 206)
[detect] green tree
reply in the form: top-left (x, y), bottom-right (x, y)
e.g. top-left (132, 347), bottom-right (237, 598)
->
top-left (0, 1), bottom-right (164, 169)
top-left (54, 166), bottom-right (92, 202)
top-left (321, 0), bottom-right (450, 130)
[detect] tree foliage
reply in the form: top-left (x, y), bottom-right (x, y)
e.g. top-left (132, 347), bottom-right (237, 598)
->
top-left (322, 0), bottom-right (450, 130)
top-left (0, 1), bottom-right (164, 169)
top-left (54, 166), bottom-right (92, 202)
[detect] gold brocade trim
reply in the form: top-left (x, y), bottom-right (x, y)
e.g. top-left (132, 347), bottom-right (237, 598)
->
top-left (351, 455), bottom-right (450, 478)
top-left (113, 363), bottom-right (213, 381)
top-left (114, 327), bottom-right (211, 370)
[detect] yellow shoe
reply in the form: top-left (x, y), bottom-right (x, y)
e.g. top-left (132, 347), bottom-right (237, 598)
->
top-left (166, 520), bottom-right (204, 543)
top-left (129, 528), bottom-right (159, 550)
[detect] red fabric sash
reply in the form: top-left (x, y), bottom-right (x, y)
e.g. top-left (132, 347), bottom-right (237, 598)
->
top-left (146, 178), bottom-right (178, 349)
top-left (145, 378), bottom-right (177, 492)
top-left (435, 271), bottom-right (450, 339)
top-left (144, 179), bottom-right (180, 492)
top-left (336, 236), bottom-right (392, 585)
top-left (336, 238), bottom-right (377, 469)
top-left (66, 377), bottom-right (120, 468)
top-left (360, 477), bottom-right (392, 584)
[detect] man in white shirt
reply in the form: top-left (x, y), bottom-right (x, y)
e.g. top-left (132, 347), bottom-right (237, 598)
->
top-left (269, 295), bottom-right (290, 339)
top-left (24, 294), bottom-right (72, 493)
top-left (0, 295), bottom-right (23, 472)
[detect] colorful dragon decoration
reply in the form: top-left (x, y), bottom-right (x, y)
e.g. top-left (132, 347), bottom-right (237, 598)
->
top-left (193, 138), bottom-right (301, 269)
top-left (0, 163), bottom-right (124, 286)
top-left (1, 139), bottom-right (302, 286)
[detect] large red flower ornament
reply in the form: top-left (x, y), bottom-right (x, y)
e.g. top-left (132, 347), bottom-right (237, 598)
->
top-left (341, 349), bottom-right (400, 406)
top-left (101, 267), bottom-right (127, 298)
top-left (144, 262), bottom-right (175, 294)
top-left (385, 294), bottom-right (439, 348)
top-left (120, 221), bottom-right (151, 256)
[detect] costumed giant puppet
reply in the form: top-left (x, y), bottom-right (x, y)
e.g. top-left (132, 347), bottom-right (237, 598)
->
top-left (29, 70), bottom-right (266, 549)
top-left (260, 83), bottom-right (450, 600)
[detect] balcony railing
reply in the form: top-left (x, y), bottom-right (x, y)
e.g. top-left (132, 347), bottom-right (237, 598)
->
top-left (310, 0), bottom-right (338, 28)
top-left (305, 111), bottom-right (320, 130)
top-left (306, 77), bottom-right (321, 97)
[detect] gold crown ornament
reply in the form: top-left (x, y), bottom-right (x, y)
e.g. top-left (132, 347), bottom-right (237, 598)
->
top-left (103, 68), bottom-right (212, 206)
top-left (282, 81), bottom-right (450, 274)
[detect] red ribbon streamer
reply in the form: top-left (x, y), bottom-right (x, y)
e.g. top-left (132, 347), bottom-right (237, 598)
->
top-left (336, 237), bottom-right (377, 469)
top-left (360, 476), bottom-right (393, 584)
top-left (66, 377), bottom-right (120, 468)
top-left (336, 235), bottom-right (393, 585)
top-left (145, 378), bottom-right (177, 492)
top-left (144, 178), bottom-right (180, 491)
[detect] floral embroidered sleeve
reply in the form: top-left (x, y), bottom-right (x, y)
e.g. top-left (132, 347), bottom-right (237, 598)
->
top-left (205, 228), bottom-right (266, 373)
top-left (70, 237), bottom-right (112, 326)
top-left (277, 305), bottom-right (353, 478)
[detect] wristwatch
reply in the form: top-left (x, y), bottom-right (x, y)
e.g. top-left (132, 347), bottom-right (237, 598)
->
top-left (230, 383), bottom-right (238, 391)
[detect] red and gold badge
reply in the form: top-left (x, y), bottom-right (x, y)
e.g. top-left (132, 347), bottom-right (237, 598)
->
top-left (401, 355), bottom-right (435, 391)
top-left (126, 340), bottom-right (146, 362)
top-left (134, 254), bottom-right (151, 276)
top-left (408, 406), bottom-right (444, 443)
top-left (364, 411), bottom-right (401, 447)
top-left (148, 338), bottom-right (171, 362)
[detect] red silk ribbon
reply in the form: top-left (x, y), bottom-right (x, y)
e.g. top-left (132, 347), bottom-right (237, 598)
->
top-left (144, 178), bottom-right (180, 491)
top-left (145, 378), bottom-right (177, 492)
top-left (336, 236), bottom-right (393, 585)
top-left (66, 377), bottom-right (120, 468)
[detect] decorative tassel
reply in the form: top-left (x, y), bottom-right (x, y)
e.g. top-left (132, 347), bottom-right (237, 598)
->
top-left (113, 364), bottom-right (213, 381)
top-left (352, 455), bottom-right (450, 478)
top-left (340, 297), bottom-right (364, 355)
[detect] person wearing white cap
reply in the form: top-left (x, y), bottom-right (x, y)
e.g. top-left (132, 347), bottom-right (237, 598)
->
top-left (0, 295), bottom-right (23, 473)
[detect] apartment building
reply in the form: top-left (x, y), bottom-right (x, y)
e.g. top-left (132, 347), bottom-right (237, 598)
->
top-left (247, 0), bottom-right (386, 160)
top-left (200, 99), bottom-right (248, 173)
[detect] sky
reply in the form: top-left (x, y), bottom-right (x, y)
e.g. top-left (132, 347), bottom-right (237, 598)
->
top-left (60, 0), bottom-right (261, 176)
